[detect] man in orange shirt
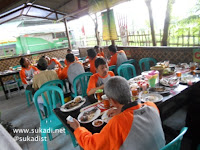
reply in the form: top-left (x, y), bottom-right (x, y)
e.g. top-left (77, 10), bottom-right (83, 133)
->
top-left (64, 49), bottom-right (79, 66)
top-left (45, 56), bottom-right (63, 70)
top-left (68, 76), bottom-right (165, 150)
top-left (108, 45), bottom-right (127, 72)
top-left (19, 57), bottom-right (39, 91)
top-left (87, 57), bottom-right (114, 96)
top-left (87, 49), bottom-right (98, 74)
top-left (57, 53), bottom-right (85, 94)
top-left (94, 46), bottom-right (104, 57)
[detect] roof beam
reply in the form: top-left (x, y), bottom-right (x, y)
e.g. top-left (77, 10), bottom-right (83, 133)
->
top-left (0, 0), bottom-right (20, 12)
top-left (54, 0), bottom-right (73, 11)
top-left (57, 6), bottom-right (88, 21)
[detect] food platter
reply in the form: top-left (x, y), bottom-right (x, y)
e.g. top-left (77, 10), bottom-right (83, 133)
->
top-left (160, 78), bottom-right (179, 87)
top-left (78, 107), bottom-right (101, 123)
top-left (194, 70), bottom-right (200, 74)
top-left (60, 96), bottom-right (86, 112)
top-left (140, 93), bottom-right (163, 103)
top-left (180, 75), bottom-right (199, 84)
top-left (148, 86), bottom-right (171, 94)
top-left (101, 109), bottom-right (112, 123)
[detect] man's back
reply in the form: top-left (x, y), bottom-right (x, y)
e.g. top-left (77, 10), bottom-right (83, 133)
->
top-left (68, 62), bottom-right (85, 93)
top-left (119, 102), bottom-right (165, 150)
top-left (32, 70), bottom-right (58, 89)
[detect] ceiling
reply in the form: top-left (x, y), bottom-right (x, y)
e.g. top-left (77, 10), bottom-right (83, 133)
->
top-left (0, 0), bottom-right (129, 24)
top-left (0, 0), bottom-right (89, 24)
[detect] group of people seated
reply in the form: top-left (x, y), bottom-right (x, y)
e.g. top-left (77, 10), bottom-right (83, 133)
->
top-left (18, 45), bottom-right (166, 149)
top-left (19, 45), bottom-right (128, 96)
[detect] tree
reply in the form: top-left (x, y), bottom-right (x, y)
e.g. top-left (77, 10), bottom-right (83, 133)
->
top-left (162, 0), bottom-right (175, 46)
top-left (89, 13), bottom-right (100, 46)
top-left (145, 0), bottom-right (156, 46)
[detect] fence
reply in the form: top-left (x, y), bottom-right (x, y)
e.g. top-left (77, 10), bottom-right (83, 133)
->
top-left (76, 28), bottom-right (200, 47)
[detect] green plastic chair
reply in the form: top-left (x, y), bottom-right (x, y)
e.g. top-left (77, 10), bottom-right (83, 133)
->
top-left (139, 57), bottom-right (157, 72)
top-left (71, 72), bottom-right (92, 98)
top-left (109, 65), bottom-right (116, 72)
top-left (25, 90), bottom-right (33, 107)
top-left (160, 127), bottom-right (188, 150)
top-left (122, 59), bottom-right (136, 65)
top-left (13, 65), bottom-right (22, 88)
top-left (198, 144), bottom-right (200, 150)
top-left (117, 64), bottom-right (137, 80)
top-left (41, 79), bottom-right (68, 110)
top-left (33, 86), bottom-right (78, 150)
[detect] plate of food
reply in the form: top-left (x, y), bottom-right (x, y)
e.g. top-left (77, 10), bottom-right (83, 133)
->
top-left (148, 86), bottom-right (171, 94)
top-left (92, 119), bottom-right (104, 127)
top-left (78, 107), bottom-right (101, 123)
top-left (60, 96), bottom-right (86, 112)
top-left (194, 69), bottom-right (200, 74)
top-left (101, 109), bottom-right (112, 123)
top-left (180, 75), bottom-right (198, 84)
top-left (140, 93), bottom-right (163, 103)
top-left (162, 68), bottom-right (174, 76)
top-left (160, 78), bottom-right (179, 87)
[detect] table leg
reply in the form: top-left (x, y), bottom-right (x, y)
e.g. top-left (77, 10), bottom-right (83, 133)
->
top-left (0, 77), bottom-right (8, 100)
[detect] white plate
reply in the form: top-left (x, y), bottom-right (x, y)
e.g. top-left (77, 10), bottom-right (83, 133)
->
top-left (194, 70), bottom-right (200, 74)
top-left (140, 93), bottom-right (163, 103)
top-left (78, 107), bottom-right (101, 123)
top-left (60, 96), bottom-right (86, 112)
top-left (169, 64), bottom-right (176, 68)
top-left (180, 75), bottom-right (198, 84)
top-left (101, 109), bottom-right (112, 123)
top-left (160, 78), bottom-right (179, 87)
top-left (148, 87), bottom-right (171, 94)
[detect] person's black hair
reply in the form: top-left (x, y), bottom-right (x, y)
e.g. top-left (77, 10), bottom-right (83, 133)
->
top-left (87, 49), bottom-right (96, 59)
top-left (94, 46), bottom-right (99, 50)
top-left (66, 53), bottom-right (75, 62)
top-left (108, 45), bottom-right (117, 53)
top-left (37, 57), bottom-right (48, 71)
top-left (67, 49), bottom-right (72, 52)
top-left (19, 57), bottom-right (26, 68)
top-left (95, 57), bottom-right (107, 68)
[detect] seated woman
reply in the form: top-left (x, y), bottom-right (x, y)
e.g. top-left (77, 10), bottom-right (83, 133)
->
top-left (45, 56), bottom-right (63, 70)
top-left (19, 57), bottom-right (39, 91)
top-left (87, 57), bottom-right (114, 96)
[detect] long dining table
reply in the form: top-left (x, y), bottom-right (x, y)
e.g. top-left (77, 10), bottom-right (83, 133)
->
top-left (53, 73), bottom-right (200, 140)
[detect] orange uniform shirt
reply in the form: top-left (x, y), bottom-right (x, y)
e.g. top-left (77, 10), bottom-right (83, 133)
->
top-left (74, 101), bottom-right (160, 150)
top-left (87, 71), bottom-right (114, 94)
top-left (49, 58), bottom-right (62, 68)
top-left (89, 57), bottom-right (97, 74)
top-left (108, 50), bottom-right (126, 66)
top-left (99, 52), bottom-right (104, 57)
top-left (19, 66), bottom-right (39, 84)
top-left (57, 61), bottom-right (82, 79)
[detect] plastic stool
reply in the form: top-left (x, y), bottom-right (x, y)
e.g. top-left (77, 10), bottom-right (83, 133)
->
top-left (4, 80), bottom-right (21, 98)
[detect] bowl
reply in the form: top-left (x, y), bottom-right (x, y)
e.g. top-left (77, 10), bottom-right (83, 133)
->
top-left (92, 119), bottom-right (104, 127)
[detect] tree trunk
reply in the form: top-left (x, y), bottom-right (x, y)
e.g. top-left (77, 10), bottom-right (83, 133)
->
top-left (94, 14), bottom-right (100, 46)
top-left (145, 0), bottom-right (156, 46)
top-left (162, 0), bottom-right (174, 46)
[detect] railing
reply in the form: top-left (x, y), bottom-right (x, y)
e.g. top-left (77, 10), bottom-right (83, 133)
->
top-left (74, 28), bottom-right (200, 47)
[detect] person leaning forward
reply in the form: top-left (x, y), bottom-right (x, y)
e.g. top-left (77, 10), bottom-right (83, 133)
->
top-left (67, 76), bottom-right (165, 150)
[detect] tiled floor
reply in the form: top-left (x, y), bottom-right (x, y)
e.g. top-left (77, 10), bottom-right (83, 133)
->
top-left (0, 90), bottom-right (197, 150)
top-left (0, 90), bottom-right (80, 150)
